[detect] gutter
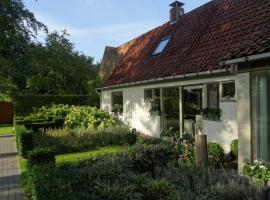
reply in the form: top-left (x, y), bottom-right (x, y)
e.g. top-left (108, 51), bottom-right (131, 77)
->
top-left (98, 68), bottom-right (229, 90)
top-left (220, 52), bottom-right (270, 66)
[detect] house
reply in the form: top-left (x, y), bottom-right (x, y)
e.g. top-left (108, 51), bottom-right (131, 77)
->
top-left (98, 0), bottom-right (270, 169)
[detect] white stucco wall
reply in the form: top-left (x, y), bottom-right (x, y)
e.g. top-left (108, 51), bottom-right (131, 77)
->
top-left (101, 87), bottom-right (161, 137)
top-left (101, 75), bottom-right (238, 139)
top-left (203, 102), bottom-right (238, 153)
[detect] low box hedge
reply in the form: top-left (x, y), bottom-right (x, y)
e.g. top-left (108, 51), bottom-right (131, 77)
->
top-left (15, 125), bottom-right (33, 157)
top-left (28, 147), bottom-right (56, 167)
top-left (26, 163), bottom-right (75, 200)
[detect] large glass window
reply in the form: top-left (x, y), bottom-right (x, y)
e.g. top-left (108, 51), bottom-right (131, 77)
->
top-left (144, 88), bottom-right (161, 114)
top-left (251, 70), bottom-right (270, 162)
top-left (207, 83), bottom-right (219, 108)
top-left (112, 91), bottom-right (123, 114)
top-left (162, 87), bottom-right (179, 131)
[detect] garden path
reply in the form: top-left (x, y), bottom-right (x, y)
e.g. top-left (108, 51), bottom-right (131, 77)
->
top-left (0, 135), bottom-right (24, 200)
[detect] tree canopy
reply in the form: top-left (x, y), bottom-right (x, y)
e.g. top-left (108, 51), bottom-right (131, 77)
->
top-left (0, 0), bottom-right (100, 103)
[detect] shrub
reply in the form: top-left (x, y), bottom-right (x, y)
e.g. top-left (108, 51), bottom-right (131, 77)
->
top-left (230, 139), bottom-right (238, 157)
top-left (202, 107), bottom-right (222, 121)
top-left (15, 125), bottom-right (33, 157)
top-left (127, 144), bottom-right (174, 177)
top-left (26, 163), bottom-right (75, 200)
top-left (207, 143), bottom-right (224, 165)
top-left (243, 160), bottom-right (270, 184)
top-left (33, 127), bottom-right (136, 154)
top-left (160, 128), bottom-right (180, 140)
top-left (28, 147), bottom-right (55, 166)
top-left (64, 106), bottom-right (115, 129)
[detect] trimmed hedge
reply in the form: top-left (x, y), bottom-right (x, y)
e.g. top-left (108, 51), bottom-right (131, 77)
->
top-left (15, 125), bottom-right (33, 157)
top-left (207, 143), bottom-right (224, 165)
top-left (14, 95), bottom-right (96, 115)
top-left (26, 163), bottom-right (75, 200)
top-left (28, 147), bottom-right (56, 167)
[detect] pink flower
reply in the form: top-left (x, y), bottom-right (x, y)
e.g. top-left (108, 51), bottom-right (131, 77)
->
top-left (178, 155), bottom-right (184, 161)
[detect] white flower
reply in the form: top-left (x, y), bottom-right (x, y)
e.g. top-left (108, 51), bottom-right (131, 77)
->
top-left (254, 160), bottom-right (259, 164)
top-left (250, 166), bottom-right (256, 170)
top-left (259, 165), bottom-right (267, 170)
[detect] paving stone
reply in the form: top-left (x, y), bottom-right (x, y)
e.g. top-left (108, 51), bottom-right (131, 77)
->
top-left (0, 135), bottom-right (24, 200)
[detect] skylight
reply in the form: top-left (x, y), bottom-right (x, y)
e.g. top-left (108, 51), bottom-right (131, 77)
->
top-left (152, 37), bottom-right (171, 56)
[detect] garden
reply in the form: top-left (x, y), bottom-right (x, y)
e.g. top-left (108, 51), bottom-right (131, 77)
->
top-left (14, 104), bottom-right (268, 200)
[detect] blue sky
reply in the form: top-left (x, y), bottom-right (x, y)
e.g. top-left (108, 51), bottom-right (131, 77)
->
top-left (24, 0), bottom-right (210, 62)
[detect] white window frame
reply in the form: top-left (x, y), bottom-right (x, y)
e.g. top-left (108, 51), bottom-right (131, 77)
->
top-left (219, 81), bottom-right (236, 102)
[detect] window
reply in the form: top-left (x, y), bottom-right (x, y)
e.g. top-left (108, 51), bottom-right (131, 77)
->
top-left (207, 83), bottom-right (219, 108)
top-left (152, 37), bottom-right (171, 56)
top-left (144, 88), bottom-right (161, 115)
top-left (220, 82), bottom-right (236, 101)
top-left (112, 91), bottom-right (123, 114)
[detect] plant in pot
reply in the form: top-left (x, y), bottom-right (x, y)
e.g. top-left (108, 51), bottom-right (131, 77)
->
top-left (112, 104), bottom-right (123, 115)
top-left (202, 107), bottom-right (222, 121)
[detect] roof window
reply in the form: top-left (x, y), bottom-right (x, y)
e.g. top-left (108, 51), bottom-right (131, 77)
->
top-left (152, 36), bottom-right (171, 56)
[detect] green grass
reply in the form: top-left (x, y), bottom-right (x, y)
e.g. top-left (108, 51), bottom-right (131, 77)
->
top-left (0, 124), bottom-right (13, 135)
top-left (19, 146), bottom-right (129, 174)
top-left (56, 146), bottom-right (129, 165)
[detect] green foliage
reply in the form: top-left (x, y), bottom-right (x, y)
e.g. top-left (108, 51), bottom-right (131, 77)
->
top-left (128, 144), bottom-right (174, 177)
top-left (26, 31), bottom-right (98, 96)
top-left (243, 160), bottom-right (270, 184)
top-left (28, 147), bottom-right (56, 167)
top-left (15, 125), bottom-right (33, 157)
top-left (207, 143), bottom-right (224, 165)
top-left (230, 139), bottom-right (238, 157)
top-left (25, 163), bottom-right (75, 200)
top-left (64, 106), bottom-right (115, 129)
top-left (163, 164), bottom-right (262, 200)
top-left (112, 104), bottom-right (123, 114)
top-left (177, 144), bottom-right (195, 166)
top-left (0, 0), bottom-right (47, 99)
top-left (202, 107), bottom-right (222, 121)
top-left (160, 128), bottom-right (179, 140)
top-left (14, 96), bottom-right (92, 115)
top-left (182, 134), bottom-right (195, 145)
top-left (33, 127), bottom-right (136, 154)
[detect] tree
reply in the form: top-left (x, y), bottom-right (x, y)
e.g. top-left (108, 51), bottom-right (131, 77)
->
top-left (0, 0), bottom-right (47, 100)
top-left (26, 31), bottom-right (98, 95)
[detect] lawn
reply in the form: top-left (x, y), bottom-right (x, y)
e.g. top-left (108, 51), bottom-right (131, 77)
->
top-left (19, 145), bottom-right (130, 174)
top-left (0, 124), bottom-right (13, 135)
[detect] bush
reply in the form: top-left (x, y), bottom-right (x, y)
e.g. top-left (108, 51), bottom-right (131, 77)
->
top-left (14, 95), bottom-right (94, 115)
top-left (26, 163), bottom-right (75, 200)
top-left (28, 147), bottom-right (55, 166)
top-left (207, 143), bottom-right (224, 165)
top-left (230, 139), bottom-right (238, 157)
top-left (243, 160), bottom-right (270, 184)
top-left (64, 106), bottom-right (115, 129)
top-left (15, 125), bottom-right (33, 157)
top-left (33, 127), bottom-right (137, 154)
top-left (128, 144), bottom-right (174, 177)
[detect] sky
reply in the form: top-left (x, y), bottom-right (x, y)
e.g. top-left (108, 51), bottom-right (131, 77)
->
top-left (24, 0), bottom-right (210, 62)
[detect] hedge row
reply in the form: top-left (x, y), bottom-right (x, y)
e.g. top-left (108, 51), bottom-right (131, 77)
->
top-left (14, 95), bottom-right (98, 115)
top-left (15, 125), bottom-right (33, 157)
top-left (25, 148), bottom-right (75, 200)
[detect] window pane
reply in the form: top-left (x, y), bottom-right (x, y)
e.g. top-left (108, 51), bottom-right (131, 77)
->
top-left (222, 82), bottom-right (235, 99)
top-left (207, 83), bottom-right (219, 108)
top-left (112, 91), bottom-right (123, 113)
top-left (153, 89), bottom-right (161, 111)
top-left (152, 38), bottom-right (170, 55)
top-left (251, 70), bottom-right (270, 162)
top-left (144, 89), bottom-right (153, 101)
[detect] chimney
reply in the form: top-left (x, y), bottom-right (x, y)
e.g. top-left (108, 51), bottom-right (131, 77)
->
top-left (170, 1), bottom-right (185, 24)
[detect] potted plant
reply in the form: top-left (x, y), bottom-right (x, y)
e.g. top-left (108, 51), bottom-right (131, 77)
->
top-left (202, 107), bottom-right (222, 121)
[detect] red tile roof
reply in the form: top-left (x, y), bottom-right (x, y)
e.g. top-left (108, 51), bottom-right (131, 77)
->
top-left (101, 0), bottom-right (270, 88)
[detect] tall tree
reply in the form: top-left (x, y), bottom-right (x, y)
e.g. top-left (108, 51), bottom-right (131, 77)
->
top-left (0, 0), bottom-right (47, 100)
top-left (26, 31), bottom-right (97, 95)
